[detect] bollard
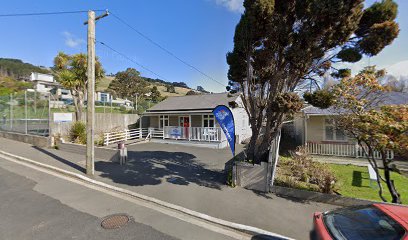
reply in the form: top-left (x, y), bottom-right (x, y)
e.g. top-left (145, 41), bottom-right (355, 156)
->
top-left (118, 142), bottom-right (127, 165)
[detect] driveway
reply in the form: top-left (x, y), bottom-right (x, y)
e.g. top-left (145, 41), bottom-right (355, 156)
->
top-left (95, 143), bottom-right (243, 190)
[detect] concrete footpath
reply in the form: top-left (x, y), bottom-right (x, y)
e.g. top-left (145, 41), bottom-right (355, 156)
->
top-left (0, 137), bottom-right (338, 240)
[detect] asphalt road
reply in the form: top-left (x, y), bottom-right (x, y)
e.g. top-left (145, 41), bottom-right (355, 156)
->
top-left (0, 165), bottom-right (178, 240)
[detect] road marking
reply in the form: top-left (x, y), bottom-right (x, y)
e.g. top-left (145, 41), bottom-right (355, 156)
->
top-left (0, 150), bottom-right (293, 240)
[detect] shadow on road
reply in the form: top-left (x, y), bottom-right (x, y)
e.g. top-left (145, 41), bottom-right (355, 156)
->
top-left (95, 150), bottom-right (226, 190)
top-left (32, 146), bottom-right (85, 173)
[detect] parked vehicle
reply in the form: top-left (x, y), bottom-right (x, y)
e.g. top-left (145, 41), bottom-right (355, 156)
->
top-left (313, 204), bottom-right (408, 240)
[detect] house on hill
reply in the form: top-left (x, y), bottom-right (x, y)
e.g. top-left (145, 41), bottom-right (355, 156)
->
top-left (140, 93), bottom-right (251, 149)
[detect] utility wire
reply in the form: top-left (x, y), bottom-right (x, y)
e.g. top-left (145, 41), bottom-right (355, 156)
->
top-left (0, 10), bottom-right (106, 17)
top-left (109, 11), bottom-right (227, 87)
top-left (97, 40), bottom-right (168, 81)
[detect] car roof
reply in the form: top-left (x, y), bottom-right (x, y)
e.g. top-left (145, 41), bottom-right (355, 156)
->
top-left (374, 203), bottom-right (408, 229)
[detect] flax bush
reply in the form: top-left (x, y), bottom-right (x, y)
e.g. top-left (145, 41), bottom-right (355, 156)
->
top-left (69, 121), bottom-right (86, 144)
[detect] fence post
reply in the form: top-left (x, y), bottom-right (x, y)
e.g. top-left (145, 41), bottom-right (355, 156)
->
top-left (106, 133), bottom-right (109, 146)
top-left (25, 91), bottom-right (28, 134)
top-left (10, 93), bottom-right (13, 131)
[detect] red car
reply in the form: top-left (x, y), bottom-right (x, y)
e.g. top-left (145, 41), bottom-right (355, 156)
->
top-left (313, 203), bottom-right (408, 240)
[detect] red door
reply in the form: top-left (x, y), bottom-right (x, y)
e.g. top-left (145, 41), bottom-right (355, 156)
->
top-left (179, 117), bottom-right (190, 139)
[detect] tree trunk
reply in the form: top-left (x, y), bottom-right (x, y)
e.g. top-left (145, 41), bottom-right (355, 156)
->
top-left (71, 90), bottom-right (83, 122)
top-left (382, 153), bottom-right (401, 204)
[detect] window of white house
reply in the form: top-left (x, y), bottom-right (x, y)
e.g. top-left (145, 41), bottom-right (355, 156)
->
top-left (203, 114), bottom-right (215, 128)
top-left (159, 115), bottom-right (169, 129)
top-left (325, 118), bottom-right (346, 141)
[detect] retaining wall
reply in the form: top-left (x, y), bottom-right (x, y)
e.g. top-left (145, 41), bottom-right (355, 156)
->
top-left (50, 113), bottom-right (139, 138)
top-left (0, 131), bottom-right (49, 148)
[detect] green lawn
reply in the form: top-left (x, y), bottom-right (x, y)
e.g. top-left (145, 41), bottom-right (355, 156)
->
top-left (329, 164), bottom-right (408, 203)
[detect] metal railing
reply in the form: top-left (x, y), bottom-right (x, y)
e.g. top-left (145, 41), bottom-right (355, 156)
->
top-left (306, 142), bottom-right (394, 160)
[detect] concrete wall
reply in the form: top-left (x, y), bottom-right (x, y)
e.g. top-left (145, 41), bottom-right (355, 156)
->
top-left (50, 113), bottom-right (139, 138)
top-left (0, 131), bottom-right (49, 148)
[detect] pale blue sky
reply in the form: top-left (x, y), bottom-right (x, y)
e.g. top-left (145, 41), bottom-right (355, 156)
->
top-left (0, 0), bottom-right (407, 92)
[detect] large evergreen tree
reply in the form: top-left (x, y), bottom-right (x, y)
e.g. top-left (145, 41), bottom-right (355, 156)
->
top-left (227, 0), bottom-right (399, 163)
top-left (108, 68), bottom-right (149, 100)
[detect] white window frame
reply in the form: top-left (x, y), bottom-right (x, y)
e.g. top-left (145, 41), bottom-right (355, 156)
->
top-left (202, 114), bottom-right (215, 128)
top-left (159, 115), bottom-right (169, 129)
top-left (324, 118), bottom-right (347, 142)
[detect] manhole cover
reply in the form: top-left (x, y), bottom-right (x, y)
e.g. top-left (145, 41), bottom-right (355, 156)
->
top-left (101, 214), bottom-right (130, 229)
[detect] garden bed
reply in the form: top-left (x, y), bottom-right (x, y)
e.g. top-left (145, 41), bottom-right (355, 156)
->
top-left (275, 153), bottom-right (408, 204)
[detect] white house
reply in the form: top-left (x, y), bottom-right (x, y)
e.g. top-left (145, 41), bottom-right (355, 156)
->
top-left (29, 72), bottom-right (59, 93)
top-left (140, 93), bottom-right (252, 149)
top-left (290, 91), bottom-right (408, 159)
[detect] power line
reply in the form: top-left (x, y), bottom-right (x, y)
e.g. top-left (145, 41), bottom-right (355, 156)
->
top-left (0, 10), bottom-right (106, 17)
top-left (109, 11), bottom-right (227, 87)
top-left (96, 40), bottom-right (168, 81)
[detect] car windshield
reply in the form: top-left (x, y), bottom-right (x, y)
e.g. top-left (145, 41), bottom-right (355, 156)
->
top-left (324, 205), bottom-right (406, 240)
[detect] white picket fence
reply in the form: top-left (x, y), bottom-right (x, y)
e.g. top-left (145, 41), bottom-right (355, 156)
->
top-left (103, 128), bottom-right (148, 146)
top-left (306, 142), bottom-right (394, 160)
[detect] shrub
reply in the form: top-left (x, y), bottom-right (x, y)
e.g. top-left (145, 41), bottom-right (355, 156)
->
top-left (276, 147), bottom-right (337, 194)
top-left (69, 121), bottom-right (86, 144)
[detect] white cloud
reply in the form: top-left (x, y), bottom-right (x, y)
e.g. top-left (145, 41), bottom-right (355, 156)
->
top-left (385, 60), bottom-right (408, 78)
top-left (214, 0), bottom-right (244, 13)
top-left (62, 31), bottom-right (85, 48)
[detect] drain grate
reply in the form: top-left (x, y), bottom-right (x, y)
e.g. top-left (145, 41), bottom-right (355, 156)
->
top-left (101, 214), bottom-right (130, 229)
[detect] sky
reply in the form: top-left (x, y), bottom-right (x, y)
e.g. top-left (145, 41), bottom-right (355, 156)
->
top-left (0, 0), bottom-right (407, 93)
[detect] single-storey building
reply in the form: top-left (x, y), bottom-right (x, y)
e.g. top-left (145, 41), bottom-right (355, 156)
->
top-left (291, 91), bottom-right (408, 159)
top-left (140, 93), bottom-right (252, 149)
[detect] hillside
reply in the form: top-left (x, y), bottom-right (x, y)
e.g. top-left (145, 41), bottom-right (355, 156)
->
top-left (97, 76), bottom-right (192, 97)
top-left (0, 58), bottom-right (50, 79)
top-left (0, 76), bottom-right (33, 95)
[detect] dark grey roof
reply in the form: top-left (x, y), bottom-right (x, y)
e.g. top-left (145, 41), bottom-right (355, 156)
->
top-left (303, 91), bottom-right (408, 115)
top-left (146, 93), bottom-right (239, 112)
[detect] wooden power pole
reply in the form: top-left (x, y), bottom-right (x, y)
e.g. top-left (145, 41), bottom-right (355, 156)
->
top-left (85, 10), bottom-right (108, 176)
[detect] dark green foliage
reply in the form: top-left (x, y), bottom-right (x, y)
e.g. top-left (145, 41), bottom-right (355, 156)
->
top-left (355, 0), bottom-right (399, 56)
top-left (303, 90), bottom-right (335, 109)
top-left (69, 121), bottom-right (86, 144)
top-left (186, 90), bottom-right (198, 95)
top-left (271, 93), bottom-right (303, 115)
top-left (197, 86), bottom-right (209, 93)
top-left (356, 0), bottom-right (398, 37)
top-left (108, 68), bottom-right (149, 99)
top-left (150, 86), bottom-right (162, 102)
top-left (358, 21), bottom-right (399, 56)
top-left (166, 85), bottom-right (176, 93)
top-left (331, 68), bottom-right (352, 79)
top-left (337, 48), bottom-right (362, 63)
top-left (0, 58), bottom-right (49, 79)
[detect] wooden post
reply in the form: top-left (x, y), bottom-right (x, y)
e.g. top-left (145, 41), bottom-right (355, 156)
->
top-left (86, 10), bottom-right (96, 176)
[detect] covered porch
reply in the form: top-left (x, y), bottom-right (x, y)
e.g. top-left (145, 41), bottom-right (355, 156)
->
top-left (140, 111), bottom-right (227, 148)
